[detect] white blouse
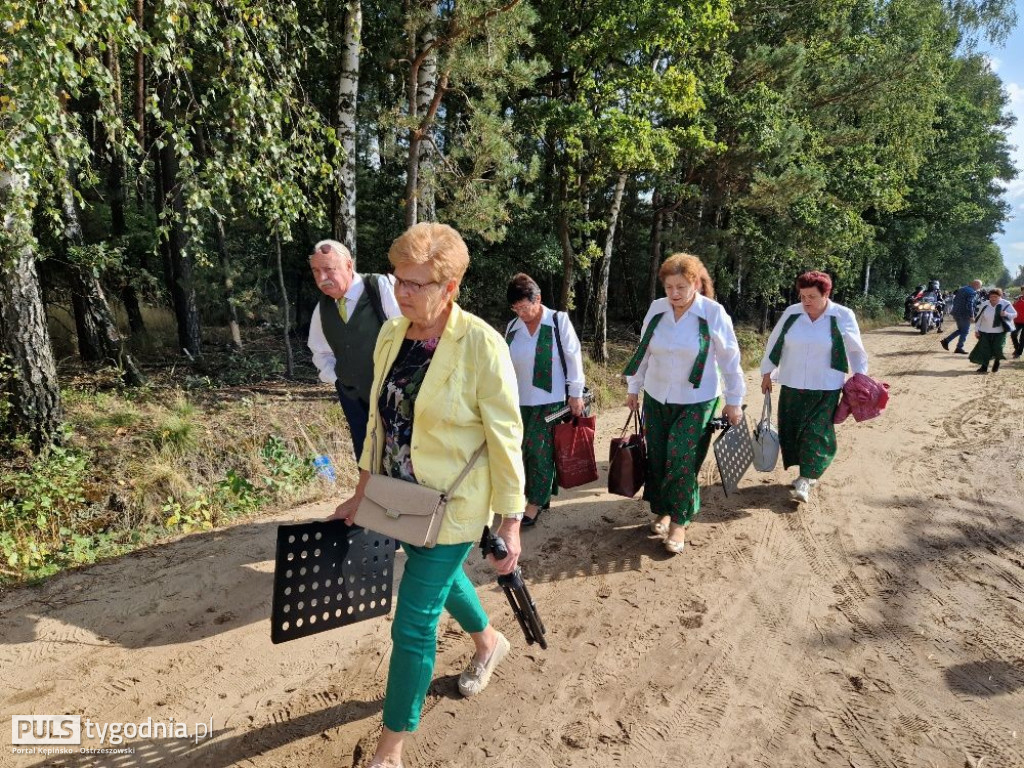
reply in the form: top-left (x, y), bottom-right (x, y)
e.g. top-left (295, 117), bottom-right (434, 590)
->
top-left (506, 306), bottom-right (586, 406)
top-left (626, 295), bottom-right (746, 407)
top-left (975, 299), bottom-right (1017, 333)
top-left (759, 301), bottom-right (869, 391)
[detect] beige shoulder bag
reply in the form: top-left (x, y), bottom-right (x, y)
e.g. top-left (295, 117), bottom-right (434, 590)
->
top-left (354, 435), bottom-right (486, 548)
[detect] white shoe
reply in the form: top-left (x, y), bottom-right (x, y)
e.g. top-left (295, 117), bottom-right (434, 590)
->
top-left (790, 477), bottom-right (811, 503)
top-left (458, 632), bottom-right (510, 697)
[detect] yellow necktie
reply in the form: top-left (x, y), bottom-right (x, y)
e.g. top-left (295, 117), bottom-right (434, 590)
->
top-left (338, 298), bottom-right (348, 322)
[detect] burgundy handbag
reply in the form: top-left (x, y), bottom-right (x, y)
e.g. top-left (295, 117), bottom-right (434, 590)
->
top-left (553, 415), bottom-right (599, 489)
top-left (608, 412), bottom-right (646, 498)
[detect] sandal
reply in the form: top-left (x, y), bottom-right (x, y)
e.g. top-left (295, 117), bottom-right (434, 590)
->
top-left (664, 524), bottom-right (685, 554)
top-left (650, 518), bottom-right (669, 537)
top-left (664, 537), bottom-right (685, 554)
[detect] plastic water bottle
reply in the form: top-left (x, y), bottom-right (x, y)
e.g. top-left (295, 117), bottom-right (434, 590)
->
top-left (313, 455), bottom-right (336, 483)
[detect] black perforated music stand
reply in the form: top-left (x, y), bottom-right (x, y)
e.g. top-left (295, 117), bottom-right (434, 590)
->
top-left (712, 418), bottom-right (754, 496)
top-left (271, 522), bottom-right (395, 644)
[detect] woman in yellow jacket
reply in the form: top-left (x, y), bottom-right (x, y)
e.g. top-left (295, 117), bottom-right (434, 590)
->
top-left (331, 223), bottom-right (526, 768)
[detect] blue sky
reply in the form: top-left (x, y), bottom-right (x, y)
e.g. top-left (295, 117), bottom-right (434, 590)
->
top-left (983, 20), bottom-right (1024, 278)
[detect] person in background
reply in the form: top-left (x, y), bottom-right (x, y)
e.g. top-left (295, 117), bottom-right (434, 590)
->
top-left (624, 253), bottom-right (745, 554)
top-left (940, 279), bottom-right (982, 355)
top-left (1011, 289), bottom-right (1024, 359)
top-left (330, 223), bottom-right (526, 768)
top-left (307, 240), bottom-right (401, 460)
top-left (905, 285), bottom-right (925, 322)
top-left (505, 273), bottom-right (586, 527)
top-left (969, 288), bottom-right (1017, 373)
top-left (760, 271), bottom-right (869, 504)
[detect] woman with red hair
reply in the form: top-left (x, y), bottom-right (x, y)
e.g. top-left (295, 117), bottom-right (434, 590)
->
top-left (759, 271), bottom-right (869, 503)
top-left (624, 253), bottom-right (746, 554)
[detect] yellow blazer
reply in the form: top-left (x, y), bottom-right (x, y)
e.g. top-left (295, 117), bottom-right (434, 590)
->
top-left (358, 303), bottom-right (527, 545)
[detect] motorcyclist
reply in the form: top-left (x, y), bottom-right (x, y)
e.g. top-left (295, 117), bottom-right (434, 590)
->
top-left (905, 284), bottom-right (925, 322)
top-left (916, 280), bottom-right (945, 332)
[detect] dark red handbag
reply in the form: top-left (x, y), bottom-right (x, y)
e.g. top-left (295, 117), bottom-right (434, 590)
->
top-left (608, 412), bottom-right (646, 498)
top-left (553, 415), bottom-right (599, 489)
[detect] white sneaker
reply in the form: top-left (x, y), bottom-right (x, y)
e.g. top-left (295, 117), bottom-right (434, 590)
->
top-left (458, 632), bottom-right (510, 697)
top-left (790, 477), bottom-right (811, 503)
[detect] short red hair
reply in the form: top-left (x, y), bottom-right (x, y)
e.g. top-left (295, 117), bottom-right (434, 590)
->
top-left (796, 271), bottom-right (832, 297)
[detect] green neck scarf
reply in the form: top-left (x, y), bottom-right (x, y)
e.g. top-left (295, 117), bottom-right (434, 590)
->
top-left (506, 322), bottom-right (555, 392)
top-left (768, 312), bottom-right (848, 374)
top-left (622, 312), bottom-right (712, 387)
top-left (622, 312), bottom-right (665, 376)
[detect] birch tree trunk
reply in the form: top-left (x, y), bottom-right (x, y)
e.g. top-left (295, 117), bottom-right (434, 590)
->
top-left (415, 5), bottom-right (439, 223)
top-left (0, 171), bottom-right (63, 451)
top-left (275, 234), bottom-right (295, 378)
top-left (591, 172), bottom-right (627, 363)
top-left (333, 0), bottom-right (361, 259)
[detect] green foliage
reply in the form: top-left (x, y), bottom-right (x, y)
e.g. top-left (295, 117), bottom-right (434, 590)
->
top-left (162, 493), bottom-right (214, 532)
top-left (259, 435), bottom-right (314, 495)
top-left (0, 429), bottom-right (90, 575)
top-left (846, 285), bottom-right (906, 320)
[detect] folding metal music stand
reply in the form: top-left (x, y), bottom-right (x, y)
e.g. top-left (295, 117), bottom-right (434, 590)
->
top-left (271, 522), bottom-right (395, 644)
top-left (711, 417), bottom-right (754, 496)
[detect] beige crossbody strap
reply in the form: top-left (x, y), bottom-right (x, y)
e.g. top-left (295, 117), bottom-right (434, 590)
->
top-left (444, 443), bottom-right (487, 497)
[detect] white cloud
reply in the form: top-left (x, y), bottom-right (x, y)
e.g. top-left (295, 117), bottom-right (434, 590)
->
top-left (1005, 179), bottom-right (1024, 201)
top-left (1007, 81), bottom-right (1024, 107)
top-left (1009, 241), bottom-right (1024, 251)
top-left (986, 55), bottom-right (1003, 72)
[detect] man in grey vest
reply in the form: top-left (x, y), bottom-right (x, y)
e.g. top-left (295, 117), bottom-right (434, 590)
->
top-left (307, 240), bottom-right (401, 460)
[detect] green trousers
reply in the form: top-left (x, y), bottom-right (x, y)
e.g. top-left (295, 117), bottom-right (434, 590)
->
top-left (642, 393), bottom-right (718, 526)
top-left (520, 403), bottom-right (563, 507)
top-left (383, 541), bottom-right (488, 732)
top-left (778, 386), bottom-right (841, 480)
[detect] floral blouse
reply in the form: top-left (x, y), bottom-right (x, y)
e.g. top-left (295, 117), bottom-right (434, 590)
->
top-left (378, 337), bottom-right (439, 482)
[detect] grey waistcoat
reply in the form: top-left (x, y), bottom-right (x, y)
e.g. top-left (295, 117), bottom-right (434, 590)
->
top-left (318, 282), bottom-right (386, 403)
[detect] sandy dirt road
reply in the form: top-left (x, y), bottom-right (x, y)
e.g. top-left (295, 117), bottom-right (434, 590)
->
top-left (2, 325), bottom-right (1023, 768)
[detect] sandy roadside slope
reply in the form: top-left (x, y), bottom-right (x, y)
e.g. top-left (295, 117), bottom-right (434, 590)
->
top-left (2, 325), bottom-right (1023, 768)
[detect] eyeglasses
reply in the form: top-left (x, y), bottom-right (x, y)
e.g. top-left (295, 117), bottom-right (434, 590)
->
top-left (395, 277), bottom-right (441, 295)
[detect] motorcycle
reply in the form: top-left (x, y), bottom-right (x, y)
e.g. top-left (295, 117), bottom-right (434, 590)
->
top-left (911, 297), bottom-right (943, 334)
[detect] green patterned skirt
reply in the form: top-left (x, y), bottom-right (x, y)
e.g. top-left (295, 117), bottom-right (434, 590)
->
top-left (642, 393), bottom-right (718, 526)
top-left (778, 386), bottom-right (842, 480)
top-left (520, 402), bottom-right (564, 507)
top-left (968, 331), bottom-right (1007, 365)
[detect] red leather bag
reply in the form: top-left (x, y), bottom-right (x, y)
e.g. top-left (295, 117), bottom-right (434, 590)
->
top-left (553, 415), bottom-right (599, 489)
top-left (608, 412), bottom-right (646, 498)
